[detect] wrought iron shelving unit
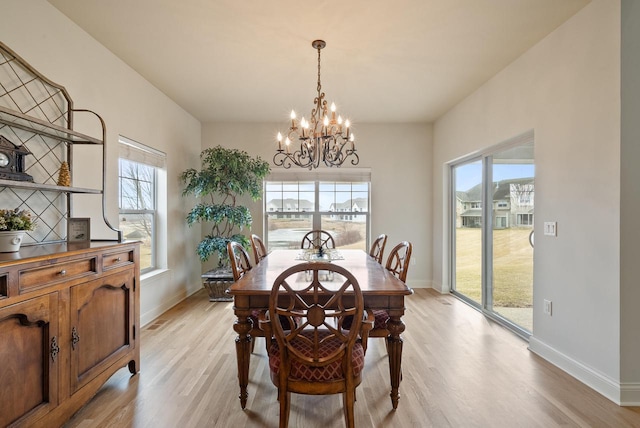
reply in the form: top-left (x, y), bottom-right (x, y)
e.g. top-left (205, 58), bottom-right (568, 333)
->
top-left (0, 42), bottom-right (121, 244)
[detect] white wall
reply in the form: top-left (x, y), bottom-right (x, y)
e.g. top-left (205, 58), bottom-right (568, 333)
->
top-left (433, 0), bottom-right (625, 402)
top-left (201, 122), bottom-right (432, 288)
top-left (620, 0), bottom-right (640, 404)
top-left (1, 0), bottom-right (204, 326)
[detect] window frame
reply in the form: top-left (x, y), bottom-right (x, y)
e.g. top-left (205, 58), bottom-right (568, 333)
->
top-left (118, 137), bottom-right (165, 274)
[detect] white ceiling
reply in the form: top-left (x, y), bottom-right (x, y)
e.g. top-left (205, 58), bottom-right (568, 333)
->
top-left (47, 0), bottom-right (589, 124)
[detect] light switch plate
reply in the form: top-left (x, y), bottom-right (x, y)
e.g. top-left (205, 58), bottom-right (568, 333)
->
top-left (544, 221), bottom-right (557, 237)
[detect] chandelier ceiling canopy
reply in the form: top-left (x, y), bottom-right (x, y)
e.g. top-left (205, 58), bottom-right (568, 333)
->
top-left (273, 40), bottom-right (359, 170)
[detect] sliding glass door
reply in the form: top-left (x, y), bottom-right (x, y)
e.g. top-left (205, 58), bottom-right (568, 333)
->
top-left (452, 160), bottom-right (483, 307)
top-left (451, 136), bottom-right (534, 336)
top-left (490, 144), bottom-right (534, 332)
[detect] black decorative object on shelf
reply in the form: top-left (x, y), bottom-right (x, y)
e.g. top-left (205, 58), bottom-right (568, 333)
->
top-left (0, 135), bottom-right (33, 182)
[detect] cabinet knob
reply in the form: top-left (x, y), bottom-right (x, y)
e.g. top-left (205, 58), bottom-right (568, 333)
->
top-left (71, 326), bottom-right (80, 350)
top-left (51, 336), bottom-right (60, 362)
top-left (115, 257), bottom-right (121, 262)
top-left (59, 270), bottom-right (67, 276)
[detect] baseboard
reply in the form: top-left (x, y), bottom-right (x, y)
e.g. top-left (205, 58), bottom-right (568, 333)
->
top-left (407, 279), bottom-right (431, 289)
top-left (620, 383), bottom-right (640, 405)
top-left (139, 269), bottom-right (202, 327)
top-left (528, 336), bottom-right (621, 404)
top-left (425, 280), bottom-right (449, 294)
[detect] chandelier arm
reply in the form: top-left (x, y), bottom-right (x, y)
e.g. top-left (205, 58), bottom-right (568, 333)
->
top-left (273, 134), bottom-right (320, 170)
top-left (274, 150), bottom-right (311, 169)
top-left (349, 152), bottom-right (360, 166)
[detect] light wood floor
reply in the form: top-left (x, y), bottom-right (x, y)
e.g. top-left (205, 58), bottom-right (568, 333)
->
top-left (65, 288), bottom-right (640, 428)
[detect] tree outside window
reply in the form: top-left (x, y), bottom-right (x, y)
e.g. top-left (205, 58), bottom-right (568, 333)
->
top-left (119, 158), bottom-right (156, 272)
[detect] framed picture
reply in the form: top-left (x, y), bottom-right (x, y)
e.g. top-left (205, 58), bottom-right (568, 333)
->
top-left (67, 218), bottom-right (91, 243)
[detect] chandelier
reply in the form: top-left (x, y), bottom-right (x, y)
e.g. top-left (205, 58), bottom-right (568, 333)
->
top-left (273, 40), bottom-right (359, 169)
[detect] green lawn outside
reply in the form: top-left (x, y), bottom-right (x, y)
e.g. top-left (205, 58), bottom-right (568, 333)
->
top-left (455, 228), bottom-right (533, 308)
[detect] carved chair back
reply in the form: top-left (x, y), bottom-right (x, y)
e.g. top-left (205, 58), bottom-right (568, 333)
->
top-left (300, 230), bottom-right (335, 250)
top-left (227, 241), bottom-right (252, 282)
top-left (385, 241), bottom-right (412, 283)
top-left (250, 233), bottom-right (268, 265)
top-left (369, 233), bottom-right (388, 264)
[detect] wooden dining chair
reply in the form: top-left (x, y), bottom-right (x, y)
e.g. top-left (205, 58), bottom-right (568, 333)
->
top-left (261, 262), bottom-right (373, 428)
top-left (369, 233), bottom-right (388, 264)
top-left (300, 229), bottom-right (335, 250)
top-left (250, 233), bottom-right (267, 265)
top-left (227, 241), bottom-right (263, 353)
top-left (228, 241), bottom-right (252, 282)
top-left (370, 241), bottom-right (413, 343)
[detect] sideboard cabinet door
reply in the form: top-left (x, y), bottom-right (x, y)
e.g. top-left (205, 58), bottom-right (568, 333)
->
top-left (0, 293), bottom-right (59, 427)
top-left (69, 269), bottom-right (135, 393)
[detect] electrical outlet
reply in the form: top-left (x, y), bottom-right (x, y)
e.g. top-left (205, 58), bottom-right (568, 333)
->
top-left (543, 299), bottom-right (552, 316)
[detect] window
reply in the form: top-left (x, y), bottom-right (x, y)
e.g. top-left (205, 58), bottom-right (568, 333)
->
top-left (264, 169), bottom-right (371, 250)
top-left (118, 137), bottom-right (166, 273)
top-left (517, 213), bottom-right (533, 226)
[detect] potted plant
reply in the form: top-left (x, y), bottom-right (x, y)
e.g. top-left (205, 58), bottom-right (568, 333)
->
top-left (0, 208), bottom-right (35, 252)
top-left (180, 146), bottom-right (270, 298)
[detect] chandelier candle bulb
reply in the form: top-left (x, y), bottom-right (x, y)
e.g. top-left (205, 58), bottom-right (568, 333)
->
top-left (277, 132), bottom-right (283, 151)
top-left (272, 39), bottom-right (359, 169)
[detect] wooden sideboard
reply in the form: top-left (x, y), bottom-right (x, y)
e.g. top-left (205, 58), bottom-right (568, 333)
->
top-left (0, 241), bottom-right (140, 427)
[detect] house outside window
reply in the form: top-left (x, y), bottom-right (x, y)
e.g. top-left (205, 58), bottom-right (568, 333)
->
top-left (118, 137), bottom-right (166, 274)
top-left (456, 178), bottom-right (534, 230)
top-left (517, 213), bottom-right (534, 226)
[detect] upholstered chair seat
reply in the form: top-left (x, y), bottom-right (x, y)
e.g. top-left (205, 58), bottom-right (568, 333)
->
top-left (268, 330), bottom-right (366, 384)
top-left (371, 309), bottom-right (390, 330)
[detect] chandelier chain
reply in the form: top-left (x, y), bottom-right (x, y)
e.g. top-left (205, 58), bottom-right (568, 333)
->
top-left (317, 45), bottom-right (322, 95)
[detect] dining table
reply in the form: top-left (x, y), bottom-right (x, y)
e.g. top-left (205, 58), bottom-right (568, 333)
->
top-left (228, 248), bottom-right (413, 410)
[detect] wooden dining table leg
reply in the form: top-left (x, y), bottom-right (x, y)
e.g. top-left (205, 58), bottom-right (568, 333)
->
top-left (233, 310), bottom-right (253, 409)
top-left (386, 315), bottom-right (406, 410)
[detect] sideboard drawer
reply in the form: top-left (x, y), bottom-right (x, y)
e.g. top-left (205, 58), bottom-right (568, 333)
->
top-left (19, 257), bottom-right (98, 292)
top-left (0, 273), bottom-right (7, 299)
top-left (103, 249), bottom-right (134, 270)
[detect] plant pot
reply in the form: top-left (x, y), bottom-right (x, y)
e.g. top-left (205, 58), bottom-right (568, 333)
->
top-left (0, 230), bottom-right (25, 252)
top-left (201, 267), bottom-right (234, 302)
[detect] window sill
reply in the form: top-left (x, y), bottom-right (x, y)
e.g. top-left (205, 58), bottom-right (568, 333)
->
top-left (141, 268), bottom-right (170, 283)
